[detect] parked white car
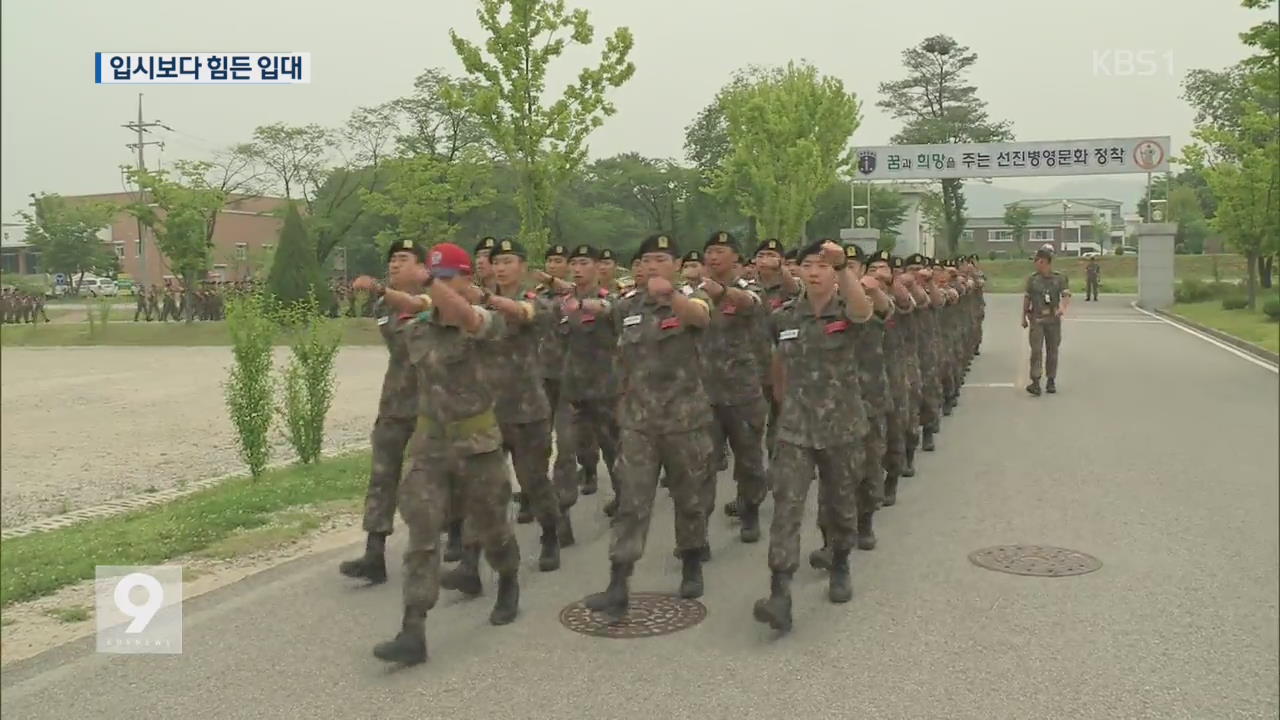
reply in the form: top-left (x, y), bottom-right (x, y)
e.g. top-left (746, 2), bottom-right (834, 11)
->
top-left (78, 277), bottom-right (118, 297)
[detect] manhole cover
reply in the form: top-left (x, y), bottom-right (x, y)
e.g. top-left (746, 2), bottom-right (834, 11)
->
top-left (560, 592), bottom-right (707, 639)
top-left (968, 545), bottom-right (1102, 577)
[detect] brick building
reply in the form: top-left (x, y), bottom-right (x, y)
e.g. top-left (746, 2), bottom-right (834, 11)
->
top-left (964, 198), bottom-right (1125, 258)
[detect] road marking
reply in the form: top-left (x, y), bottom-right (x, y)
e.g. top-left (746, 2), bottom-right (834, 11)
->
top-left (1131, 302), bottom-right (1278, 374)
top-left (1068, 318), bottom-right (1163, 324)
top-left (966, 382), bottom-right (1016, 388)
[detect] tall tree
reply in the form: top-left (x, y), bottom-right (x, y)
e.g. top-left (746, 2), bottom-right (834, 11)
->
top-left (392, 68), bottom-right (490, 159)
top-left (449, 0), bottom-right (635, 254)
top-left (362, 150), bottom-right (495, 251)
top-left (267, 203), bottom-right (328, 309)
top-left (1002, 205), bottom-right (1032, 256)
top-left (124, 162), bottom-right (228, 323)
top-left (711, 61), bottom-right (860, 243)
top-left (19, 193), bottom-right (117, 290)
top-left (878, 35), bottom-right (1014, 256)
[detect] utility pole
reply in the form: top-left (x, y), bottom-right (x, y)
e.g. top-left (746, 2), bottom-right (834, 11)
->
top-left (122, 94), bottom-right (171, 286)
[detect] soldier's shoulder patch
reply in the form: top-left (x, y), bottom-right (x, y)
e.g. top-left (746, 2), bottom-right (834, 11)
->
top-left (525, 290), bottom-right (538, 300)
top-left (736, 277), bottom-right (750, 289)
top-left (597, 287), bottom-right (609, 298)
top-left (623, 289), bottom-right (638, 299)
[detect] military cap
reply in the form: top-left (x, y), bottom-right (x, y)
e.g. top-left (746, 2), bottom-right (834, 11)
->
top-left (545, 243), bottom-right (569, 259)
top-left (755, 238), bottom-right (784, 256)
top-left (1035, 247), bottom-right (1055, 261)
top-left (867, 249), bottom-right (893, 267)
top-left (386, 238), bottom-right (426, 263)
top-left (682, 249), bottom-right (703, 264)
top-left (637, 233), bottom-right (679, 258)
top-left (474, 236), bottom-right (498, 254)
top-left (843, 243), bottom-right (867, 263)
top-left (796, 239), bottom-right (828, 264)
top-left (491, 237), bottom-right (526, 259)
top-left (904, 253), bottom-right (927, 267)
top-left (599, 248), bottom-right (616, 261)
top-left (704, 230), bottom-right (741, 253)
top-left (569, 243), bottom-right (598, 260)
top-left (784, 248), bottom-right (798, 261)
top-left (889, 255), bottom-right (905, 270)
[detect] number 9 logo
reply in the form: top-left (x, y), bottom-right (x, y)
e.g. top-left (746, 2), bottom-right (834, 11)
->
top-left (114, 572), bottom-right (164, 633)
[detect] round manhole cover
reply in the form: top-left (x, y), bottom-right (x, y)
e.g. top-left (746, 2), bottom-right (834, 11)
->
top-left (968, 545), bottom-right (1102, 577)
top-left (560, 592), bottom-right (707, 639)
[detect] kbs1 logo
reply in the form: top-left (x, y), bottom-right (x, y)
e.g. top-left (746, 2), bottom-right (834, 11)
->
top-left (1092, 49), bottom-right (1174, 77)
top-left (95, 53), bottom-right (311, 84)
top-left (95, 566), bottom-right (183, 654)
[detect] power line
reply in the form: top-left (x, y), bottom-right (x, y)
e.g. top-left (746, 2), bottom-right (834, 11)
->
top-left (122, 93), bottom-right (172, 285)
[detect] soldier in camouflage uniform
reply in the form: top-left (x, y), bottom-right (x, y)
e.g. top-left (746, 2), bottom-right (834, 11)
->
top-left (474, 236), bottom-right (498, 292)
top-left (357, 241), bottom-right (521, 666)
top-left (534, 244), bottom-right (581, 545)
top-left (560, 244), bottom-right (622, 516)
top-left (904, 254), bottom-right (944, 453)
top-left (598, 247), bottom-right (622, 293)
top-left (1023, 248), bottom-right (1070, 396)
top-left (877, 253), bottom-right (917, 506)
top-left (585, 233), bottom-right (715, 622)
top-left (338, 239), bottom-right (425, 584)
top-left (147, 284), bottom-right (160, 321)
top-left (680, 250), bottom-right (704, 285)
top-left (697, 231), bottom-right (769, 544)
top-left (753, 240), bottom-right (875, 633)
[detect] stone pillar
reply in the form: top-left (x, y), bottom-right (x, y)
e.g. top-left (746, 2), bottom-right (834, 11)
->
top-left (839, 227), bottom-right (881, 255)
top-left (1135, 223), bottom-right (1176, 310)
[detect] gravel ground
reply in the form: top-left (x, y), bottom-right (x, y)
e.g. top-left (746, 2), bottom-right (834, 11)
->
top-left (0, 345), bottom-right (388, 529)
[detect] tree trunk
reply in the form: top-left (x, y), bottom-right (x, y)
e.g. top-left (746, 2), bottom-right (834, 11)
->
top-left (1246, 251), bottom-right (1259, 310)
top-left (1258, 255), bottom-right (1273, 290)
top-left (183, 270), bottom-right (197, 325)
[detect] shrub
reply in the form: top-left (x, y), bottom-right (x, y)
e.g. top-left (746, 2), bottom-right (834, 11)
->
top-left (277, 294), bottom-right (341, 464)
top-left (224, 292), bottom-right (277, 478)
top-left (1175, 278), bottom-right (1212, 303)
top-left (1222, 294), bottom-right (1249, 310)
top-left (1264, 296), bottom-right (1280, 321)
top-left (266, 202), bottom-right (331, 312)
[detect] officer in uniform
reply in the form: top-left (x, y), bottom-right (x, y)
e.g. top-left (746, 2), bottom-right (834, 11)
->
top-left (357, 242), bottom-right (521, 666)
top-left (339, 239), bottom-right (426, 584)
top-left (1085, 255), bottom-right (1101, 301)
top-left (1023, 248), bottom-right (1070, 395)
top-left (753, 240), bottom-right (874, 633)
top-left (585, 233), bottom-right (714, 622)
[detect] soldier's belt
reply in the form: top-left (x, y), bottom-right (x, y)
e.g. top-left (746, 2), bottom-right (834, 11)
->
top-left (416, 409), bottom-right (497, 439)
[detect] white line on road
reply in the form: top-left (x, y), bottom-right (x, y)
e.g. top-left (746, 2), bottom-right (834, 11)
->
top-left (966, 382), bottom-right (1017, 388)
top-left (1068, 319), bottom-right (1163, 324)
top-left (1131, 302), bottom-right (1278, 374)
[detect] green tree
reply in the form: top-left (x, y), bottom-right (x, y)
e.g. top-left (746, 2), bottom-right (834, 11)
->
top-left (267, 203), bottom-right (329, 310)
top-left (808, 182), bottom-right (908, 249)
top-left (712, 61), bottom-right (860, 243)
top-left (878, 35), bottom-right (1014, 256)
top-left (363, 150), bottom-right (495, 250)
top-left (1002, 205), bottom-right (1032, 256)
top-left (586, 153), bottom-right (693, 238)
top-left (1166, 184), bottom-right (1210, 254)
top-left (19, 193), bottom-right (117, 292)
top-left (124, 162), bottom-right (228, 323)
top-left (449, 0), bottom-right (636, 254)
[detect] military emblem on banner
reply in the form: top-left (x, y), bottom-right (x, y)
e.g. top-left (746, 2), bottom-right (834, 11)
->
top-left (856, 150), bottom-right (877, 176)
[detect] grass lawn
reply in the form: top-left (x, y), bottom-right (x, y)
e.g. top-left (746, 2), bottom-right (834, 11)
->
top-left (0, 451), bottom-right (372, 607)
top-left (0, 317), bottom-right (384, 347)
top-left (1171, 299), bottom-right (1280, 355)
top-left (979, 254), bottom-right (1248, 293)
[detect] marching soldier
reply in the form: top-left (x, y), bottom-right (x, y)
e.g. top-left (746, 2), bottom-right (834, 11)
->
top-left (753, 240), bottom-right (874, 633)
top-left (904, 255), bottom-right (944, 453)
top-left (361, 241), bottom-right (522, 666)
top-left (339, 239), bottom-right (426, 585)
top-left (147, 284), bottom-right (160, 321)
top-left (680, 250), bottom-right (704, 284)
top-left (883, 254), bottom-right (920, 499)
top-left (535, 244), bottom-right (582, 547)
top-left (474, 236), bottom-right (498, 292)
top-left (598, 248), bottom-right (622, 292)
top-left (1023, 248), bottom-right (1070, 396)
top-left (585, 233), bottom-right (715, 622)
top-left (134, 286), bottom-right (147, 322)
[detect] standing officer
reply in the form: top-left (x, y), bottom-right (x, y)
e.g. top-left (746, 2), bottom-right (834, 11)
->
top-left (1085, 255), bottom-right (1101, 301)
top-left (698, 231), bottom-right (769, 544)
top-left (357, 242), bottom-right (521, 666)
top-left (339, 239), bottom-right (425, 584)
top-left (585, 233), bottom-right (714, 622)
top-left (753, 240), bottom-right (874, 633)
top-left (1023, 248), bottom-right (1070, 396)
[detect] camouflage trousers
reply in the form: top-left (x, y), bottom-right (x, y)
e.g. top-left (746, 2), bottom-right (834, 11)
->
top-left (399, 439), bottom-right (519, 610)
top-left (701, 397), bottom-right (769, 516)
top-left (768, 441), bottom-right (862, 573)
top-left (763, 385), bottom-right (781, 458)
top-left (883, 371), bottom-right (910, 477)
top-left (500, 420), bottom-right (559, 526)
top-left (904, 360), bottom-right (922, 453)
top-left (855, 404), bottom-right (887, 513)
top-left (1028, 320), bottom-right (1062, 380)
top-left (361, 416), bottom-right (415, 534)
top-left (546, 380), bottom-right (580, 510)
top-left (570, 397), bottom-right (621, 487)
top-left (610, 426), bottom-right (713, 564)
top-left (919, 349), bottom-right (943, 432)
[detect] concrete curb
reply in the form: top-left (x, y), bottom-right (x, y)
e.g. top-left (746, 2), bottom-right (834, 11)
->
top-left (1151, 307), bottom-right (1280, 366)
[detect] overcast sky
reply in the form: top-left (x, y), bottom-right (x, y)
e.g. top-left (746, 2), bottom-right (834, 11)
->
top-left (0, 0), bottom-right (1264, 221)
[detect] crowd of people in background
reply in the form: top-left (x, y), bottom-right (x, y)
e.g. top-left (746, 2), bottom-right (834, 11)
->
top-left (0, 288), bottom-right (48, 324)
top-left (131, 280), bottom-right (260, 322)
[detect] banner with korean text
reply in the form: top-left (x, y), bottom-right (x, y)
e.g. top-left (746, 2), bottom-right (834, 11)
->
top-left (852, 137), bottom-right (1170, 180)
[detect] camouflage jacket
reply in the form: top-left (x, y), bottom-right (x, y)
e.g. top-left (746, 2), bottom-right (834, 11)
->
top-left (535, 281), bottom-right (568, 380)
top-left (375, 298), bottom-right (419, 420)
top-left (853, 304), bottom-right (891, 413)
top-left (698, 276), bottom-right (767, 406)
top-left (1025, 272), bottom-right (1069, 323)
top-left (486, 283), bottom-right (551, 425)
top-left (559, 285), bottom-right (620, 402)
top-left (405, 304), bottom-right (506, 455)
top-left (614, 286), bottom-right (714, 434)
top-left (769, 294), bottom-right (868, 450)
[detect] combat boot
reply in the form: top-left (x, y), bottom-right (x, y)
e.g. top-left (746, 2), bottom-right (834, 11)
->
top-left (942, 399), bottom-right (953, 417)
top-left (584, 562), bottom-right (632, 624)
top-left (1026, 379), bottom-right (1041, 396)
top-left (443, 520), bottom-right (464, 563)
top-left (440, 546), bottom-right (482, 596)
top-left (856, 512), bottom-right (877, 551)
top-left (580, 467), bottom-right (598, 496)
top-left (538, 522), bottom-right (561, 572)
top-left (516, 492), bottom-right (533, 524)
top-left (678, 549), bottom-right (704, 599)
top-left (339, 532), bottom-right (388, 584)
top-left (373, 604), bottom-right (428, 665)
top-left (828, 548), bottom-right (853, 603)
top-left (808, 528), bottom-right (832, 570)
top-left (489, 571), bottom-right (520, 626)
top-left (903, 446), bottom-right (917, 478)
top-left (739, 501), bottom-right (761, 543)
top-left (603, 496), bottom-right (619, 517)
top-left (557, 512), bottom-right (575, 548)
top-left (752, 571), bottom-right (793, 632)
top-left (1045, 378), bottom-right (1056, 394)
top-left (922, 428), bottom-right (936, 452)
top-left (723, 498), bottom-right (739, 517)
top-left (883, 475), bottom-right (900, 507)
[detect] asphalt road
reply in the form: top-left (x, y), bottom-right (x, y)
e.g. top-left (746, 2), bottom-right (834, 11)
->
top-left (3, 294), bottom-right (1277, 720)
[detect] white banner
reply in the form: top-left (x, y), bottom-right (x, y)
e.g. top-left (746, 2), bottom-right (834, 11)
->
top-left (852, 137), bottom-right (1170, 180)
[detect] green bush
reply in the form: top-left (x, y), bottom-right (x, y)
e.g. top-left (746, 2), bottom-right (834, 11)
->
top-left (1222, 294), bottom-right (1249, 310)
top-left (277, 294), bottom-right (341, 465)
top-left (1264, 296), bottom-right (1280, 321)
top-left (224, 292), bottom-right (277, 478)
top-left (1175, 278), bottom-right (1212, 303)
